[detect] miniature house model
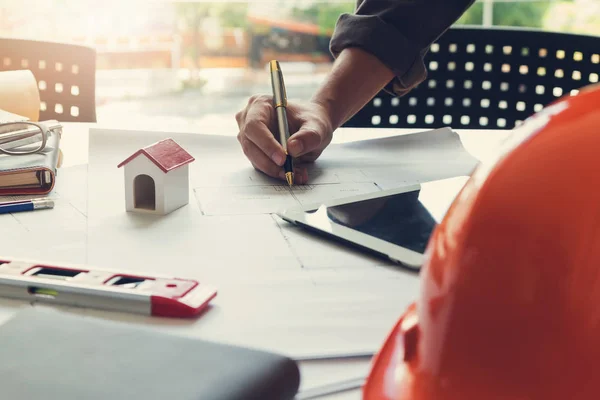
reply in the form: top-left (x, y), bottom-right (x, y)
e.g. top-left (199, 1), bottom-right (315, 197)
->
top-left (117, 138), bottom-right (195, 215)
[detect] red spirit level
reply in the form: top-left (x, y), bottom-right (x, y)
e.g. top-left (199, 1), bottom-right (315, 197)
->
top-left (0, 257), bottom-right (217, 318)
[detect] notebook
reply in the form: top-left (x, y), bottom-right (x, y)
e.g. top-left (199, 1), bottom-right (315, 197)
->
top-left (0, 307), bottom-right (301, 400)
top-left (0, 109), bottom-right (62, 195)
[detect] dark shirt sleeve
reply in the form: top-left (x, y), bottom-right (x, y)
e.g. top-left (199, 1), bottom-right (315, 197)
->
top-left (329, 0), bottom-right (475, 96)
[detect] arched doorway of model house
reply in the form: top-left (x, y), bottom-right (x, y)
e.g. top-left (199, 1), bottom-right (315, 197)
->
top-left (133, 174), bottom-right (156, 211)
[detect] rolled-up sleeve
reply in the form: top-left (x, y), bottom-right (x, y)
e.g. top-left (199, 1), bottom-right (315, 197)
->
top-left (330, 0), bottom-right (475, 96)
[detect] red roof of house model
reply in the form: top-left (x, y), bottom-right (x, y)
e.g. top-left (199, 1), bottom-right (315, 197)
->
top-left (117, 138), bottom-right (195, 173)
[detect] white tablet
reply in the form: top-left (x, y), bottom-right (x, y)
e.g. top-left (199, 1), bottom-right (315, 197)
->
top-left (277, 176), bottom-right (470, 271)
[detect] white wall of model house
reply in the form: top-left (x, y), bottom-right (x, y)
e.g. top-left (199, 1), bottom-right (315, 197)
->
top-left (122, 155), bottom-right (190, 215)
top-left (163, 164), bottom-right (189, 213)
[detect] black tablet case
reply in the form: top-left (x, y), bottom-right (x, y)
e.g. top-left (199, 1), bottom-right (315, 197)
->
top-left (0, 308), bottom-right (300, 400)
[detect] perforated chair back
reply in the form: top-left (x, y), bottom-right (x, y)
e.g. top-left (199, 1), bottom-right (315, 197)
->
top-left (343, 27), bottom-right (600, 130)
top-left (0, 38), bottom-right (96, 122)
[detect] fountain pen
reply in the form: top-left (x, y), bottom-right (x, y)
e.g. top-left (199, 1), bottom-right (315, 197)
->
top-left (269, 60), bottom-right (294, 186)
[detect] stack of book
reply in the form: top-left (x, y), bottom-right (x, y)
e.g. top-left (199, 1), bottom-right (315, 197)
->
top-left (0, 108), bottom-right (62, 195)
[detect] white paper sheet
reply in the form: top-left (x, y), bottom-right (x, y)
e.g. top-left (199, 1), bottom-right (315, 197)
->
top-left (80, 126), bottom-right (477, 357)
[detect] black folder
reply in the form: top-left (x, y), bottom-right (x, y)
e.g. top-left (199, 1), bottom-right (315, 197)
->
top-left (0, 308), bottom-right (300, 400)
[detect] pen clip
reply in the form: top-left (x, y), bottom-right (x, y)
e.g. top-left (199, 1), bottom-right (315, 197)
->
top-left (270, 60), bottom-right (287, 108)
top-left (278, 70), bottom-right (287, 107)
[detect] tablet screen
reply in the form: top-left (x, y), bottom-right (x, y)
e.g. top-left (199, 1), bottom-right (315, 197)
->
top-left (302, 177), bottom-right (468, 255)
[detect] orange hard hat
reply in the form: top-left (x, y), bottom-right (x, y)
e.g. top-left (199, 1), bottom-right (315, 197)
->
top-left (363, 83), bottom-right (600, 400)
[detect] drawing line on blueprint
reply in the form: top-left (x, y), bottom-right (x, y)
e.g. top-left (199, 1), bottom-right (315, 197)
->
top-left (273, 184), bottom-right (316, 192)
top-left (192, 181), bottom-right (381, 216)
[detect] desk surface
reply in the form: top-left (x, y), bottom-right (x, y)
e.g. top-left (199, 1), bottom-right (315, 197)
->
top-left (2, 122), bottom-right (511, 399)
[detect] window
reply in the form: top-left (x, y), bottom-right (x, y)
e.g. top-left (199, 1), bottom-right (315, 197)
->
top-left (1, 0), bottom-right (595, 132)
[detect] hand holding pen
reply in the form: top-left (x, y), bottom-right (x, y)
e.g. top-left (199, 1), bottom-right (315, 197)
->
top-left (235, 66), bottom-right (334, 185)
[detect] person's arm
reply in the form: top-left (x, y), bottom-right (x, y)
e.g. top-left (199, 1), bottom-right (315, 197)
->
top-left (291, 0), bottom-right (478, 148)
top-left (330, 0), bottom-right (476, 97)
top-left (308, 47), bottom-right (395, 130)
top-left (282, 46), bottom-right (396, 162)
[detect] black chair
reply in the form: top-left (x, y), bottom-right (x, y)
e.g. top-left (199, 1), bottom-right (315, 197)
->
top-left (0, 38), bottom-right (97, 122)
top-left (343, 26), bottom-right (600, 130)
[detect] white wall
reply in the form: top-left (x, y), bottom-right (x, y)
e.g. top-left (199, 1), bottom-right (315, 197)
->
top-left (163, 165), bottom-right (190, 214)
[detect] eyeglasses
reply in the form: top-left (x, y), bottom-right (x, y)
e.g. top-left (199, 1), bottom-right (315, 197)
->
top-left (0, 121), bottom-right (61, 156)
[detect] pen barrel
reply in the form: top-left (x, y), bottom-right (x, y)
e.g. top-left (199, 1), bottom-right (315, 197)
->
top-left (270, 60), bottom-right (293, 177)
top-left (284, 154), bottom-right (293, 173)
top-left (0, 202), bottom-right (33, 214)
top-left (275, 106), bottom-right (290, 152)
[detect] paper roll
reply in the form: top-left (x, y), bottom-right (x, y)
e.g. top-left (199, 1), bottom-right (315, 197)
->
top-left (0, 70), bottom-right (40, 121)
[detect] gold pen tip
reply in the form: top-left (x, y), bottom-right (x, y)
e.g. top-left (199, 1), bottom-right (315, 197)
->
top-left (285, 172), bottom-right (294, 186)
top-left (270, 60), bottom-right (280, 71)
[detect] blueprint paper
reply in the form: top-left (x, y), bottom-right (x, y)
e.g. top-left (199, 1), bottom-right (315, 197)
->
top-left (80, 126), bottom-right (478, 357)
top-left (86, 126), bottom-right (477, 216)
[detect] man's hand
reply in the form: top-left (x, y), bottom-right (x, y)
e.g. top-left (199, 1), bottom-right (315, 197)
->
top-left (235, 95), bottom-right (334, 184)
